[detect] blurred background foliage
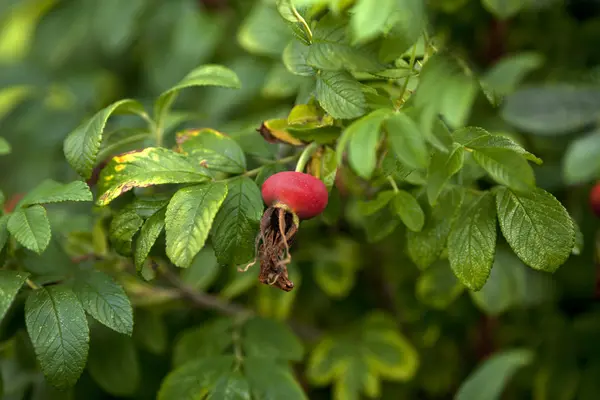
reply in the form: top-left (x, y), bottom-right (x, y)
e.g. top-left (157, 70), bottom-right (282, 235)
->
top-left (1, 0), bottom-right (600, 399)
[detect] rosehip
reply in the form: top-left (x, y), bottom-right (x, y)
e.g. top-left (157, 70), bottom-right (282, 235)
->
top-left (261, 171), bottom-right (328, 220)
top-left (590, 183), bottom-right (600, 217)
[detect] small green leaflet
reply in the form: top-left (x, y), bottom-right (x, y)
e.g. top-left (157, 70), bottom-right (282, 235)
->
top-left (0, 270), bottom-right (29, 323)
top-left (177, 128), bottom-right (247, 174)
top-left (181, 246), bottom-right (220, 291)
top-left (20, 180), bottom-right (93, 206)
top-left (133, 309), bottom-right (168, 355)
top-left (72, 268), bottom-right (134, 336)
top-left (88, 325), bottom-right (140, 396)
top-left (172, 318), bottom-right (234, 367)
top-left (357, 190), bottom-right (396, 216)
top-left (407, 187), bottom-right (464, 269)
top-left (135, 208), bottom-right (166, 269)
top-left (0, 136), bottom-right (11, 155)
top-left (342, 109), bottom-right (391, 179)
top-left (64, 99), bottom-right (146, 179)
top-left (238, 2), bottom-right (292, 56)
top-left (8, 205), bottom-right (51, 254)
top-left (25, 286), bottom-right (89, 389)
top-left (316, 71), bottom-right (367, 119)
top-left (207, 372), bottom-right (251, 400)
top-left (211, 177), bottom-right (263, 267)
top-left (166, 182), bottom-right (228, 268)
top-left (245, 358), bottom-right (307, 400)
top-left (283, 40), bottom-right (314, 76)
top-left (350, 0), bottom-right (396, 44)
top-left (378, 0), bottom-right (425, 62)
top-left (242, 317), bottom-right (304, 361)
top-left (562, 130), bottom-right (600, 185)
top-left (154, 64), bottom-right (240, 128)
top-left (385, 111), bottom-right (428, 170)
top-left (448, 192), bottom-right (497, 291)
top-left (109, 210), bottom-right (143, 256)
top-left (456, 349), bottom-right (533, 400)
top-left (391, 190), bottom-right (425, 232)
top-left (427, 143), bottom-right (464, 205)
top-left (96, 147), bottom-right (213, 206)
top-left (495, 187), bottom-right (575, 272)
top-left (482, 52), bottom-right (543, 97)
top-left (456, 129), bottom-right (542, 165)
top-left (472, 148), bottom-right (535, 191)
top-left (158, 356), bottom-right (235, 400)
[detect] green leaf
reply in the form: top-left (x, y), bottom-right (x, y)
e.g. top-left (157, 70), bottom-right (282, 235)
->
top-left (316, 71), bottom-right (367, 119)
top-left (456, 349), bottom-right (533, 400)
top-left (88, 324), bottom-right (140, 396)
top-left (472, 147), bottom-right (535, 191)
top-left (72, 269), bottom-right (133, 336)
top-left (8, 205), bottom-right (51, 254)
top-left (407, 187), bottom-right (464, 269)
top-left (459, 130), bottom-right (542, 165)
top-left (563, 130), bottom-right (600, 184)
top-left (20, 180), bottom-right (92, 206)
top-left (482, 52), bottom-right (544, 97)
top-left (208, 372), bottom-right (251, 400)
top-left (357, 191), bottom-right (396, 216)
top-left (283, 40), bottom-right (315, 77)
top-left (495, 187), bottom-right (575, 272)
top-left (25, 286), bottom-right (89, 389)
top-left (158, 356), bottom-right (235, 400)
top-left (448, 192), bottom-right (497, 291)
top-left (502, 85), bottom-right (600, 135)
top-left (242, 317), bottom-right (304, 361)
top-left (0, 136), bottom-right (11, 155)
top-left (154, 64), bottom-right (240, 126)
top-left (0, 270), bottom-right (29, 323)
top-left (177, 128), bottom-right (246, 174)
top-left (416, 260), bottom-right (464, 309)
top-left (362, 313), bottom-right (420, 380)
top-left (173, 318), bottom-right (234, 367)
top-left (427, 144), bottom-right (465, 205)
top-left (166, 182), bottom-right (228, 268)
top-left (134, 208), bottom-right (166, 269)
top-left (378, 0), bottom-right (425, 62)
top-left (238, 2), bottom-right (291, 57)
top-left (180, 246), bottom-right (220, 291)
top-left (64, 99), bottom-right (146, 179)
top-left (0, 214), bottom-right (9, 253)
top-left (391, 190), bottom-right (425, 232)
top-left (211, 177), bottom-right (263, 267)
top-left (385, 111), bottom-right (428, 170)
top-left (96, 147), bottom-right (212, 206)
top-left (343, 109), bottom-right (390, 178)
top-left (245, 357), bottom-right (307, 400)
top-left (470, 248), bottom-right (554, 316)
top-left (308, 16), bottom-right (384, 72)
top-left (109, 210), bottom-right (143, 256)
top-left (482, 0), bottom-right (526, 19)
top-left (350, 0), bottom-right (396, 44)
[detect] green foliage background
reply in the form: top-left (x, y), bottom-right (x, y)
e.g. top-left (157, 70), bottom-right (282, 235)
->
top-left (1, 0), bottom-right (600, 399)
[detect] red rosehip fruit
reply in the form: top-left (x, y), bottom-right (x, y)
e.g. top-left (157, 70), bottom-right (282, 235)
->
top-left (590, 183), bottom-right (600, 217)
top-left (261, 171), bottom-right (328, 220)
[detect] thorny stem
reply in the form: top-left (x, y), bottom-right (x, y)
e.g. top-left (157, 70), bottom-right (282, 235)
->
top-left (295, 142), bottom-right (319, 173)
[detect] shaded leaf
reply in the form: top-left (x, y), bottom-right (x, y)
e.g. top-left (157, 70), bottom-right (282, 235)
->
top-left (72, 269), bottom-right (133, 336)
top-left (427, 144), bottom-right (464, 205)
top-left (173, 318), bottom-right (234, 367)
top-left (245, 357), bottom-right (307, 400)
top-left (385, 111), bottom-right (428, 170)
top-left (212, 177), bottom-right (263, 267)
top-left (180, 246), bottom-right (220, 291)
top-left (109, 210), bottom-right (143, 256)
top-left (208, 372), bottom-right (251, 400)
top-left (0, 136), bottom-right (10, 155)
top-left (416, 260), bottom-right (464, 309)
top-left (283, 40), bottom-right (315, 77)
top-left (482, 0), bottom-right (527, 19)
top-left (495, 187), bottom-right (575, 272)
top-left (20, 180), bottom-right (92, 206)
top-left (391, 190), bottom-right (425, 232)
top-left (378, 0), bottom-right (425, 62)
top-left (343, 109), bottom-right (391, 178)
top-left (166, 182), bottom-right (228, 268)
top-left (482, 52), bottom-right (544, 97)
top-left (238, 2), bottom-right (291, 57)
top-left (563, 130), bottom-right (600, 184)
top-left (25, 286), bottom-right (89, 389)
top-left (133, 309), bottom-right (168, 355)
top-left (350, 0), bottom-right (396, 44)
top-left (134, 208), bottom-right (166, 269)
top-left (97, 147), bottom-right (212, 206)
top-left (242, 317), bottom-right (304, 361)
